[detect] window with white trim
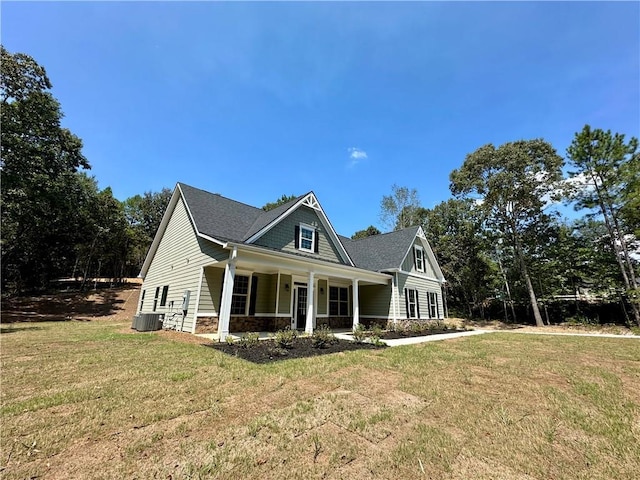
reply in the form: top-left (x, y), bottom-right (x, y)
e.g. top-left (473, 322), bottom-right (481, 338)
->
top-left (299, 224), bottom-right (315, 252)
top-left (160, 285), bottom-right (169, 307)
top-left (329, 286), bottom-right (349, 316)
top-left (153, 287), bottom-right (160, 311)
top-left (414, 246), bottom-right (425, 272)
top-left (231, 275), bottom-right (250, 315)
top-left (406, 288), bottom-right (418, 318)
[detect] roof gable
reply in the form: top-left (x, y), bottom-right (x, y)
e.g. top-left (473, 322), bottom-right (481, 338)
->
top-left (245, 192), bottom-right (354, 266)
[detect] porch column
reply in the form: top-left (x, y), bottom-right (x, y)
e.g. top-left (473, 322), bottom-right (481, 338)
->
top-left (305, 271), bottom-right (315, 335)
top-left (218, 247), bottom-right (237, 342)
top-left (352, 279), bottom-right (359, 331)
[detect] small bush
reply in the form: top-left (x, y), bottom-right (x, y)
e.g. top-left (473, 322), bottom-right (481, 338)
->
top-left (239, 332), bottom-right (260, 348)
top-left (370, 324), bottom-right (383, 338)
top-left (410, 321), bottom-right (424, 334)
top-left (352, 323), bottom-right (367, 343)
top-left (225, 335), bottom-right (235, 346)
top-left (274, 328), bottom-right (297, 349)
top-left (312, 325), bottom-right (334, 349)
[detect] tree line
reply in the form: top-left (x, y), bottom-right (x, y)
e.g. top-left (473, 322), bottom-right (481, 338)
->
top-left (372, 133), bottom-right (639, 326)
top-left (1, 47), bottom-right (171, 294)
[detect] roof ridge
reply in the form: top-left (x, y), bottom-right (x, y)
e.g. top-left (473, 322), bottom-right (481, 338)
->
top-left (178, 182), bottom-right (263, 213)
top-left (348, 225), bottom-right (419, 243)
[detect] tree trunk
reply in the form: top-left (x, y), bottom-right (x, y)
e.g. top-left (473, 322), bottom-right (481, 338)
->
top-left (514, 234), bottom-right (544, 327)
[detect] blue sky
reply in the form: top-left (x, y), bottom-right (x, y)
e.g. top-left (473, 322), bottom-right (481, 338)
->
top-left (3, 2), bottom-right (638, 236)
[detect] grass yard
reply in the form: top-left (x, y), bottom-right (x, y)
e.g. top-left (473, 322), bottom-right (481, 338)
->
top-left (1, 295), bottom-right (639, 479)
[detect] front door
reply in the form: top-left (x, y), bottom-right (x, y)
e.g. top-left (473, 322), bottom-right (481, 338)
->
top-left (295, 287), bottom-right (308, 329)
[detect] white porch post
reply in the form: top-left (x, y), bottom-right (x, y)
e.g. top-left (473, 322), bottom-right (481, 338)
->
top-left (352, 279), bottom-right (360, 331)
top-left (218, 247), bottom-right (237, 342)
top-left (305, 271), bottom-right (315, 335)
top-left (391, 273), bottom-right (398, 324)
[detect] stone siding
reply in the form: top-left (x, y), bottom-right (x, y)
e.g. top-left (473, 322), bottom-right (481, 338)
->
top-left (230, 316), bottom-right (290, 332)
top-left (195, 316), bottom-right (219, 334)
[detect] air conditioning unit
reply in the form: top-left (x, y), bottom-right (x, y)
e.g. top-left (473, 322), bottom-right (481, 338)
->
top-left (132, 313), bottom-right (164, 332)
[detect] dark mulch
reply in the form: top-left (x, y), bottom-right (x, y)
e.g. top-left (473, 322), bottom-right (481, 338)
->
top-left (378, 328), bottom-right (466, 340)
top-left (207, 337), bottom-right (385, 364)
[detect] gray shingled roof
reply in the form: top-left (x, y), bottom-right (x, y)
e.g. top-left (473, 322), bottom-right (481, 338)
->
top-left (178, 182), bottom-right (418, 272)
top-left (340, 226), bottom-right (420, 271)
top-left (178, 183), bottom-right (264, 242)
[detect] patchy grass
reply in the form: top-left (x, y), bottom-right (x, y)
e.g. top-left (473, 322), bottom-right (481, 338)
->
top-left (1, 318), bottom-right (639, 479)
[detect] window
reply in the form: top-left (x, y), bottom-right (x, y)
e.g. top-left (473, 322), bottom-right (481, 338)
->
top-left (329, 286), bottom-right (349, 316)
top-left (231, 275), bottom-right (250, 315)
top-left (153, 287), bottom-right (160, 311)
top-left (140, 290), bottom-right (145, 310)
top-left (429, 292), bottom-right (439, 318)
top-left (414, 246), bottom-right (424, 272)
top-left (406, 288), bottom-right (418, 318)
top-left (299, 224), bottom-right (315, 252)
top-left (160, 285), bottom-right (169, 307)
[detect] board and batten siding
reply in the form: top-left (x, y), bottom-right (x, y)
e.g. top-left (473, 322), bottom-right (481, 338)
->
top-left (401, 239), bottom-right (438, 278)
top-left (140, 196), bottom-right (228, 331)
top-left (396, 273), bottom-right (444, 319)
top-left (253, 206), bottom-right (345, 264)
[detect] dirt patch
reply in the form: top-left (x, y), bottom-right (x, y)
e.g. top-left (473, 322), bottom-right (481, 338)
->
top-left (1, 284), bottom-right (141, 324)
top-left (208, 337), bottom-right (386, 363)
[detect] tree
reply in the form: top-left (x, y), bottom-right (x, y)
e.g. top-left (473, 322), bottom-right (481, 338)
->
top-left (417, 199), bottom-right (499, 319)
top-left (566, 125), bottom-right (640, 325)
top-left (380, 184), bottom-right (420, 231)
top-left (450, 139), bottom-right (564, 326)
top-left (351, 225), bottom-right (381, 240)
top-left (262, 194), bottom-right (298, 211)
top-left (1, 46), bottom-right (91, 292)
top-left (123, 188), bottom-right (172, 275)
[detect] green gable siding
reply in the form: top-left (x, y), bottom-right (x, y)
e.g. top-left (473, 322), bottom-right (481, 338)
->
top-left (401, 239), bottom-right (438, 278)
top-left (253, 206), bottom-right (345, 264)
top-left (141, 197), bottom-right (228, 331)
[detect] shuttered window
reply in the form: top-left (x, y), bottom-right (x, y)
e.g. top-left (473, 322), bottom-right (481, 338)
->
top-left (231, 275), bottom-right (249, 315)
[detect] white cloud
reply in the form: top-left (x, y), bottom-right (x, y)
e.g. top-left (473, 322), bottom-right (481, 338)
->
top-left (347, 147), bottom-right (368, 168)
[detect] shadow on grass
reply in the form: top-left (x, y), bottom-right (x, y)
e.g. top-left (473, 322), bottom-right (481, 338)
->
top-left (204, 337), bottom-right (386, 364)
top-left (0, 325), bottom-right (45, 334)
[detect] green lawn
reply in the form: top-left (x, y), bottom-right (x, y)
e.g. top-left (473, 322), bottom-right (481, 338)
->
top-left (1, 320), bottom-right (639, 479)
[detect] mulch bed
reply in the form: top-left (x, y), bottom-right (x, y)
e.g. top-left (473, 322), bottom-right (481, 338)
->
top-left (207, 337), bottom-right (385, 364)
top-left (378, 328), bottom-right (466, 340)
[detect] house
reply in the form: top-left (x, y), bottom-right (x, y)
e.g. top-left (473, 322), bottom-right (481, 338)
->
top-left (137, 183), bottom-right (446, 340)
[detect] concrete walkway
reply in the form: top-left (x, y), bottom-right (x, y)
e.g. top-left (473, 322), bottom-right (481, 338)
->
top-left (334, 329), bottom-right (491, 346)
top-left (196, 328), bottom-right (638, 346)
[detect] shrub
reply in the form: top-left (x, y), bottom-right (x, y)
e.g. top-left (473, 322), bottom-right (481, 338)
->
top-left (410, 321), bottom-right (424, 334)
top-left (352, 323), bottom-right (367, 344)
top-left (311, 325), bottom-right (334, 349)
top-left (370, 324), bottom-right (383, 338)
top-left (274, 328), bottom-right (297, 349)
top-left (225, 335), bottom-right (235, 346)
top-left (239, 332), bottom-right (260, 348)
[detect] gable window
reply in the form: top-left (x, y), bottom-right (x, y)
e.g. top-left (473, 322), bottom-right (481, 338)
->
top-left (299, 224), bottom-right (315, 252)
top-left (329, 286), bottom-right (349, 316)
top-left (231, 275), bottom-right (250, 315)
top-left (429, 292), bottom-right (439, 318)
top-left (414, 246), bottom-right (425, 272)
top-left (405, 288), bottom-right (420, 319)
top-left (160, 285), bottom-right (169, 307)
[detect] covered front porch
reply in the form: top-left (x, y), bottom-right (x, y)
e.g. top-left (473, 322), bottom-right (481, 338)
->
top-left (191, 245), bottom-right (391, 341)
